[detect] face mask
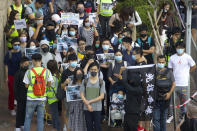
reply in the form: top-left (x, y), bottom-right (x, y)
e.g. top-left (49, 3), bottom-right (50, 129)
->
top-left (85, 22), bottom-right (90, 27)
top-left (76, 74), bottom-right (83, 80)
top-left (69, 31), bottom-right (76, 36)
top-left (115, 56), bottom-right (122, 61)
top-left (140, 34), bottom-right (147, 38)
top-left (30, 45), bottom-right (36, 49)
top-left (86, 54), bottom-right (94, 59)
top-left (122, 45), bottom-right (126, 50)
top-left (53, 44), bottom-right (57, 48)
top-left (70, 61), bottom-right (78, 68)
top-left (78, 8), bottom-right (84, 14)
top-left (22, 65), bottom-right (29, 70)
top-left (56, 20), bottom-right (61, 24)
top-left (117, 94), bottom-right (124, 99)
top-left (95, 44), bottom-right (100, 48)
top-left (20, 37), bottom-right (27, 43)
top-left (119, 38), bottom-right (122, 44)
top-left (90, 71), bottom-right (97, 77)
top-left (42, 47), bottom-right (49, 53)
top-left (132, 55), bottom-right (136, 60)
top-left (13, 45), bottom-right (20, 50)
top-left (176, 49), bottom-right (184, 55)
top-left (163, 9), bottom-right (168, 13)
top-left (46, 29), bottom-right (56, 41)
top-left (63, 24), bottom-right (68, 28)
top-left (102, 45), bottom-right (109, 50)
top-left (157, 63), bottom-right (165, 69)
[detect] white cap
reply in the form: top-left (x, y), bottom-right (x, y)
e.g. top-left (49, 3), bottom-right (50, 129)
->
top-left (51, 14), bottom-right (61, 23)
top-left (40, 40), bottom-right (49, 47)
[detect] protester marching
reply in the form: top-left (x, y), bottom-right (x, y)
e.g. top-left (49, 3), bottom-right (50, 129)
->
top-left (2, 0), bottom-right (197, 131)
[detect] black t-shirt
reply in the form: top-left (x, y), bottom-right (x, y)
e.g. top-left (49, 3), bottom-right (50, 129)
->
top-left (60, 68), bottom-right (75, 83)
top-left (136, 37), bottom-right (155, 64)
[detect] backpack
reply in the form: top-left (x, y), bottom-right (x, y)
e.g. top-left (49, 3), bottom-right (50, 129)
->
top-left (111, 60), bottom-right (127, 71)
top-left (84, 78), bottom-right (103, 97)
top-left (137, 36), bottom-right (152, 48)
top-left (31, 68), bottom-right (46, 96)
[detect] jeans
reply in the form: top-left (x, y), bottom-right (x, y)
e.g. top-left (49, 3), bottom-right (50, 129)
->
top-left (24, 100), bottom-right (46, 131)
top-left (170, 86), bottom-right (188, 117)
top-left (49, 102), bottom-right (60, 131)
top-left (98, 15), bottom-right (111, 38)
top-left (84, 111), bottom-right (101, 131)
top-left (153, 100), bottom-right (169, 131)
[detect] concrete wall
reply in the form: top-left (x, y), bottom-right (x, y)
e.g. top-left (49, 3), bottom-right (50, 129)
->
top-left (0, 0), bottom-right (12, 88)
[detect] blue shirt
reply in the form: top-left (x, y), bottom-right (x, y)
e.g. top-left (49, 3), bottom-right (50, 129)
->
top-left (4, 51), bottom-right (22, 75)
top-left (122, 50), bottom-right (135, 66)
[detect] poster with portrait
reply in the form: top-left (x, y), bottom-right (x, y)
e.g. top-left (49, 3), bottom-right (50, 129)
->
top-left (89, 13), bottom-right (97, 26)
top-left (25, 47), bottom-right (41, 60)
top-left (66, 85), bottom-right (82, 102)
top-left (61, 13), bottom-right (80, 25)
top-left (96, 53), bottom-right (114, 64)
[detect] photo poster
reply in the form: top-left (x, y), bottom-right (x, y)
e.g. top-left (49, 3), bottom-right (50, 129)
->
top-left (62, 36), bottom-right (77, 48)
top-left (25, 47), bottom-right (41, 61)
top-left (61, 12), bottom-right (80, 25)
top-left (14, 19), bottom-right (27, 29)
top-left (57, 37), bottom-right (68, 52)
top-left (89, 13), bottom-right (97, 27)
top-left (96, 53), bottom-right (114, 64)
top-left (66, 85), bottom-right (82, 102)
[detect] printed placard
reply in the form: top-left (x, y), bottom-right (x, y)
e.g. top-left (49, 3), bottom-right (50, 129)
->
top-left (66, 85), bottom-right (82, 102)
top-left (25, 47), bottom-right (40, 60)
top-left (14, 19), bottom-right (27, 29)
top-left (61, 12), bottom-right (80, 25)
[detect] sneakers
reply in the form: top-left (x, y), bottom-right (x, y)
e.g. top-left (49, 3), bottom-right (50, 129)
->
top-left (46, 119), bottom-right (52, 125)
top-left (10, 110), bottom-right (16, 116)
top-left (166, 115), bottom-right (173, 123)
top-left (15, 128), bottom-right (21, 131)
top-left (138, 125), bottom-right (144, 131)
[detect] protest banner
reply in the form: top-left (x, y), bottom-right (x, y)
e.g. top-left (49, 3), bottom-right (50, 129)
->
top-left (127, 64), bottom-right (156, 117)
top-left (14, 19), bottom-right (27, 29)
top-left (61, 12), bottom-right (80, 25)
top-left (25, 47), bottom-right (40, 60)
top-left (66, 85), bottom-right (82, 102)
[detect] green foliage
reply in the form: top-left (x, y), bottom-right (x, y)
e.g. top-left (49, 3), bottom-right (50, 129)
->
top-left (115, 0), bottom-right (174, 32)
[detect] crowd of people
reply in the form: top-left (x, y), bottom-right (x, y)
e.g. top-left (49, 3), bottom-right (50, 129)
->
top-left (3, 0), bottom-right (197, 131)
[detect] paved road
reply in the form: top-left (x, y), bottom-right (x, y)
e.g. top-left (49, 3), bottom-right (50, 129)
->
top-left (0, 87), bottom-right (176, 131)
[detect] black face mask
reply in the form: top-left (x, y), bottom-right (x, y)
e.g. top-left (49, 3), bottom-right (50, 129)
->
top-left (140, 34), bottom-right (147, 38)
top-left (77, 8), bottom-right (84, 14)
top-left (86, 54), bottom-right (94, 59)
top-left (46, 29), bottom-right (56, 41)
top-left (22, 66), bottom-right (29, 71)
top-left (42, 47), bottom-right (49, 53)
top-left (76, 74), bottom-right (83, 80)
top-left (90, 72), bottom-right (97, 77)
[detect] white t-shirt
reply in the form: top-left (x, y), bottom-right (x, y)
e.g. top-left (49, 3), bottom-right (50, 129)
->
top-left (23, 68), bottom-right (54, 101)
top-left (168, 53), bottom-right (196, 86)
